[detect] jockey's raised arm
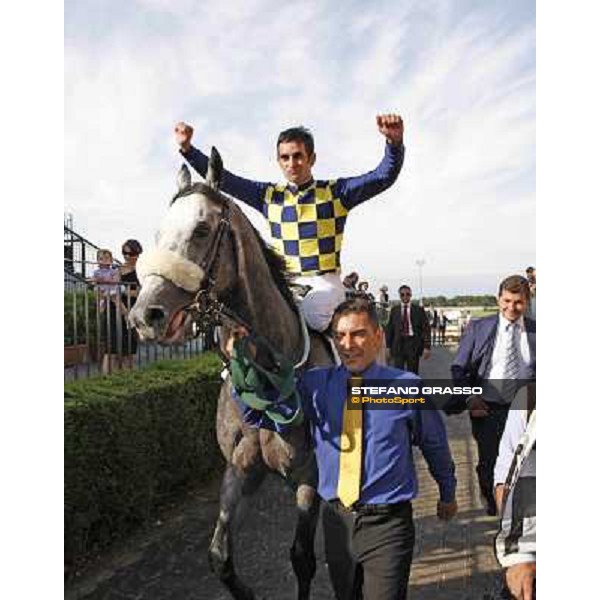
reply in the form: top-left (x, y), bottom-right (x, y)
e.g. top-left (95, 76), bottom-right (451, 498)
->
top-left (334, 138), bottom-right (404, 210)
top-left (175, 121), bottom-right (268, 212)
top-left (174, 114), bottom-right (407, 332)
top-left (335, 114), bottom-right (405, 208)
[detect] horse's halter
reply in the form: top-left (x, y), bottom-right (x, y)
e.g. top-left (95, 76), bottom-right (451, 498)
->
top-left (180, 197), bottom-right (254, 336)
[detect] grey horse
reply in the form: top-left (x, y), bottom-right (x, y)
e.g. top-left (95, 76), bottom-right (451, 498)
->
top-left (129, 148), bottom-right (331, 600)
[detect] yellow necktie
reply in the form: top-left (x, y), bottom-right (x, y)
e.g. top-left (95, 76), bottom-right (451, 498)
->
top-left (337, 376), bottom-right (363, 507)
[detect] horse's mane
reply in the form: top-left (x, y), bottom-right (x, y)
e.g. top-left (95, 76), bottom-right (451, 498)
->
top-left (172, 181), bottom-right (297, 311)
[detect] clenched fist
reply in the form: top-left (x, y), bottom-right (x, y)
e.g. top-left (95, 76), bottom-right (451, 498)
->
top-left (175, 122), bottom-right (194, 152)
top-left (376, 114), bottom-right (404, 145)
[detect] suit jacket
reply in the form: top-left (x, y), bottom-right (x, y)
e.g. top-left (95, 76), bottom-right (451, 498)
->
top-left (446, 314), bottom-right (536, 414)
top-left (386, 303), bottom-right (431, 356)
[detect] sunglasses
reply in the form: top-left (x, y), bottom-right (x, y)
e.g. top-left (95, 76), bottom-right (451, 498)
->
top-left (400, 292), bottom-right (411, 297)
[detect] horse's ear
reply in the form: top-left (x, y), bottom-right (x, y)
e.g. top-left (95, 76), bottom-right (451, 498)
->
top-left (177, 164), bottom-right (192, 192)
top-left (206, 147), bottom-right (223, 191)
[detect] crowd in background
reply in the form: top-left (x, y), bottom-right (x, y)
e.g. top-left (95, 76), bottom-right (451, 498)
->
top-left (341, 264), bottom-right (536, 338)
top-left (337, 267), bottom-right (537, 598)
top-left (88, 258), bottom-right (535, 377)
top-left (89, 239), bottom-right (143, 374)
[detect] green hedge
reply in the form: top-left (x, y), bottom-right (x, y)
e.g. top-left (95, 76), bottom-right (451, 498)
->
top-left (65, 353), bottom-right (224, 575)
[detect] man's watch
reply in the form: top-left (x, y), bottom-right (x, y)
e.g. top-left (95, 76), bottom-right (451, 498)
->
top-left (386, 138), bottom-right (404, 147)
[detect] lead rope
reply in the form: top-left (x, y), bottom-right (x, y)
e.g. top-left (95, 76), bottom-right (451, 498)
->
top-left (231, 334), bottom-right (303, 426)
top-left (228, 308), bottom-right (310, 426)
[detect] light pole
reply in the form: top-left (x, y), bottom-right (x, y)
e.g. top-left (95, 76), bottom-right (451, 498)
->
top-left (416, 259), bottom-right (425, 306)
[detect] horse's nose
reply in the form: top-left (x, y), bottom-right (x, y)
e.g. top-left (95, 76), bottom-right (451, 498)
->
top-left (128, 304), bottom-right (166, 338)
top-left (146, 306), bottom-right (166, 327)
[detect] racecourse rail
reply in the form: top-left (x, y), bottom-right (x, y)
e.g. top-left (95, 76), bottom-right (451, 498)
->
top-left (64, 266), bottom-right (465, 381)
top-left (64, 267), bottom-right (211, 381)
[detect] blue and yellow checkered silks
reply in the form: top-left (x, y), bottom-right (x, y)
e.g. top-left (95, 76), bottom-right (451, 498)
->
top-left (263, 181), bottom-right (348, 276)
top-left (182, 142), bottom-right (405, 277)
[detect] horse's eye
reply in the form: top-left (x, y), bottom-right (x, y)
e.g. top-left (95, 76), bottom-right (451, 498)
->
top-left (193, 222), bottom-right (210, 238)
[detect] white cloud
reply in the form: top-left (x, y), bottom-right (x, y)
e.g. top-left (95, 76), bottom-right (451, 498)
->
top-left (65, 0), bottom-right (535, 294)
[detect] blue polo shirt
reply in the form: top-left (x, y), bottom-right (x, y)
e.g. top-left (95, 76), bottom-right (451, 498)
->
top-left (235, 362), bottom-right (456, 504)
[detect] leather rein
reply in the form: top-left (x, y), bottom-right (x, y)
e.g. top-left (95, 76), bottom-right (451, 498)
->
top-left (181, 199), bottom-right (253, 336)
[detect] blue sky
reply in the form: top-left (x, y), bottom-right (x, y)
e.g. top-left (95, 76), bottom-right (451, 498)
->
top-left (65, 0), bottom-right (535, 296)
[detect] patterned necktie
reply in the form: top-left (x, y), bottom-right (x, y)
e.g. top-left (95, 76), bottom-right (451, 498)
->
top-left (402, 305), bottom-right (409, 336)
top-left (337, 376), bottom-right (364, 508)
top-left (502, 322), bottom-right (520, 401)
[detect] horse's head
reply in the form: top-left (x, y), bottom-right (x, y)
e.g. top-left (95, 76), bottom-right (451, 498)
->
top-left (130, 148), bottom-right (237, 342)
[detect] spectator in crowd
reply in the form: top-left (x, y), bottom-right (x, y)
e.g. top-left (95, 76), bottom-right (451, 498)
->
top-left (459, 310), bottom-right (472, 336)
top-left (494, 384), bottom-right (536, 599)
top-left (385, 285), bottom-right (431, 374)
top-left (438, 310), bottom-right (449, 344)
top-left (376, 285), bottom-right (391, 328)
top-left (176, 114), bottom-right (405, 333)
top-left (119, 239), bottom-right (143, 368)
top-left (525, 266), bottom-right (535, 288)
top-left (525, 266), bottom-right (536, 320)
top-left (357, 281), bottom-right (375, 302)
top-left (230, 298), bottom-right (457, 600)
top-left (92, 249), bottom-right (128, 375)
top-left (378, 285), bottom-right (389, 305)
top-left (431, 307), bottom-right (439, 345)
top-left (92, 249), bottom-right (120, 301)
top-left (448, 275), bottom-right (535, 516)
top-left (343, 272), bottom-right (360, 298)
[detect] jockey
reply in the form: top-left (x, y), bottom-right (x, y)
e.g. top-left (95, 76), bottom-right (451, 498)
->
top-left (175, 115), bottom-right (405, 332)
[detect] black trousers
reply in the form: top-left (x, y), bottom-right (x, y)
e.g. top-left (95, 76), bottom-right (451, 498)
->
top-left (322, 501), bottom-right (415, 600)
top-left (470, 402), bottom-right (510, 509)
top-left (392, 337), bottom-right (421, 374)
top-left (439, 327), bottom-right (446, 344)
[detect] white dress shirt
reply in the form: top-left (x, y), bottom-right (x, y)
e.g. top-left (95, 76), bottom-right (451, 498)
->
top-left (483, 314), bottom-right (532, 403)
top-left (400, 302), bottom-right (414, 336)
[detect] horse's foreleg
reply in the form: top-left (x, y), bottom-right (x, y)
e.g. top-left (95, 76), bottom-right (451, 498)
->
top-left (290, 483), bottom-right (321, 600)
top-left (208, 463), bottom-right (265, 600)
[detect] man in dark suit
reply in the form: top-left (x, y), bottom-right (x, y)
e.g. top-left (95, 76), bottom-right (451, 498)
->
top-left (449, 275), bottom-right (536, 516)
top-left (385, 285), bottom-right (431, 374)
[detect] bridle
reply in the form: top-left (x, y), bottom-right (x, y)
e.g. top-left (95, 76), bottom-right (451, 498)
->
top-left (172, 195), bottom-right (311, 370)
top-left (180, 197), bottom-right (254, 335)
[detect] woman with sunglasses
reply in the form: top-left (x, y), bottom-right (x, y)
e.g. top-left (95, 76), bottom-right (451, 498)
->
top-left (119, 239), bottom-right (143, 369)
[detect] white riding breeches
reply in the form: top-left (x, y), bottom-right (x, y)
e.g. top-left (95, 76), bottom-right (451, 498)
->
top-left (293, 272), bottom-right (346, 332)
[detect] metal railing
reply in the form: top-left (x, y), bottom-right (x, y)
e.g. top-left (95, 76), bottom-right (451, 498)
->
top-left (64, 224), bottom-right (122, 282)
top-left (64, 272), bottom-right (214, 381)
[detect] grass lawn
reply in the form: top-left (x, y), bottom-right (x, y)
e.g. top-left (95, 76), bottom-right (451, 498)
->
top-left (471, 308), bottom-right (498, 318)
